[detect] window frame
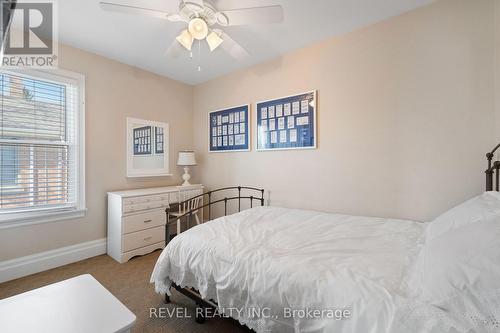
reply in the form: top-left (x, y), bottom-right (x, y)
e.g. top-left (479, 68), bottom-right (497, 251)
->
top-left (0, 68), bottom-right (86, 229)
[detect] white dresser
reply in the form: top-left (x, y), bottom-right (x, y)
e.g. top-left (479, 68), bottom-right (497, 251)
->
top-left (107, 184), bottom-right (203, 263)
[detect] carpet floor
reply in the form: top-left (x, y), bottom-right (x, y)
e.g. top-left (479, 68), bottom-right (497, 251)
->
top-left (0, 251), bottom-right (247, 333)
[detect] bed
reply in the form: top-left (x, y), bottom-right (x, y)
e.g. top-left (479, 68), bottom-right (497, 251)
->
top-left (151, 147), bottom-right (500, 333)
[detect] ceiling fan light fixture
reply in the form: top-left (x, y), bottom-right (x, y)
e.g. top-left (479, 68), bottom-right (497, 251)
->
top-left (176, 29), bottom-right (194, 51)
top-left (206, 31), bottom-right (223, 51)
top-left (188, 17), bottom-right (209, 40)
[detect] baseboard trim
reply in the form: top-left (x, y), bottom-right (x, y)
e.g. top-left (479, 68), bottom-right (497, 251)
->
top-left (0, 238), bottom-right (107, 284)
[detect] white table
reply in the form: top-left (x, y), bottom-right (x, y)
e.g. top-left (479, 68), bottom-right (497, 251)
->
top-left (0, 274), bottom-right (136, 333)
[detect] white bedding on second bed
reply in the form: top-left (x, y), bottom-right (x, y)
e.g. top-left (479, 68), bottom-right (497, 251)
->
top-left (150, 206), bottom-right (425, 333)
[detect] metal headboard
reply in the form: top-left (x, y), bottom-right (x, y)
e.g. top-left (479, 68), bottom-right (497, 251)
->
top-left (486, 144), bottom-right (500, 191)
top-left (165, 186), bottom-right (265, 246)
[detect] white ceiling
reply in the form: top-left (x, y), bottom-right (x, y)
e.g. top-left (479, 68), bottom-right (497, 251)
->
top-left (56, 0), bottom-right (434, 85)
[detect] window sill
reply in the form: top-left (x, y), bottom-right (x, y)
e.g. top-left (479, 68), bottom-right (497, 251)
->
top-left (0, 208), bottom-right (88, 229)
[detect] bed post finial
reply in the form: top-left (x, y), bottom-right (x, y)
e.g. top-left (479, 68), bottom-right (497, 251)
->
top-left (486, 144), bottom-right (500, 191)
top-left (487, 152), bottom-right (494, 170)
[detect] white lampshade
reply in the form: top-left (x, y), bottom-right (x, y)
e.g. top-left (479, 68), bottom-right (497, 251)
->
top-left (176, 30), bottom-right (193, 51)
top-left (177, 151), bottom-right (197, 166)
top-left (206, 31), bottom-right (223, 51)
top-left (188, 18), bottom-right (208, 40)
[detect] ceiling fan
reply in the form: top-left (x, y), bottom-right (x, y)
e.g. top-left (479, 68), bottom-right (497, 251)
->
top-left (99, 0), bottom-right (284, 61)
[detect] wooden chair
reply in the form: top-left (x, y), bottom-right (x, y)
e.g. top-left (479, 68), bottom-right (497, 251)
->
top-left (169, 187), bottom-right (203, 236)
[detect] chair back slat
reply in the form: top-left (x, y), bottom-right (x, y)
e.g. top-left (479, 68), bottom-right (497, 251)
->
top-left (177, 188), bottom-right (203, 215)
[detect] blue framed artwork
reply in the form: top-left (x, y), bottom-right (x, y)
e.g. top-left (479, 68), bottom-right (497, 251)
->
top-left (155, 127), bottom-right (164, 154)
top-left (208, 105), bottom-right (250, 152)
top-left (133, 126), bottom-right (152, 155)
top-left (256, 91), bottom-right (317, 151)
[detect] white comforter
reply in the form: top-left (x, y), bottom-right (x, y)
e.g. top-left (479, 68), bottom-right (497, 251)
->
top-left (150, 206), bottom-right (426, 333)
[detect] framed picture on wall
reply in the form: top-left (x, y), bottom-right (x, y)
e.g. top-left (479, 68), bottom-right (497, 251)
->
top-left (208, 105), bottom-right (250, 152)
top-left (133, 126), bottom-right (152, 155)
top-left (256, 91), bottom-right (317, 151)
top-left (155, 126), bottom-right (164, 154)
top-left (127, 117), bottom-right (170, 177)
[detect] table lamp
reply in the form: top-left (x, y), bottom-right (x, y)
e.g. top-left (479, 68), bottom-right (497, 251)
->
top-left (177, 151), bottom-right (197, 186)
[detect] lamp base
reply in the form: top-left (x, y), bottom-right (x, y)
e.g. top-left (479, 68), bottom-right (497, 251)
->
top-left (182, 166), bottom-right (191, 186)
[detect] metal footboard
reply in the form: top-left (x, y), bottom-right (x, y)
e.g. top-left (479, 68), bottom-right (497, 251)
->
top-left (165, 186), bottom-right (265, 246)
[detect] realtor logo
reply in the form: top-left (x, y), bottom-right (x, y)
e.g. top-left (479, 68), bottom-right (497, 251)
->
top-left (1, 0), bottom-right (58, 68)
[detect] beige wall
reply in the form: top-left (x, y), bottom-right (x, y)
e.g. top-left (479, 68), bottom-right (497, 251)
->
top-left (496, 0), bottom-right (500, 140)
top-left (0, 44), bottom-right (194, 261)
top-left (1, 0), bottom-right (496, 262)
top-left (193, 0), bottom-right (496, 222)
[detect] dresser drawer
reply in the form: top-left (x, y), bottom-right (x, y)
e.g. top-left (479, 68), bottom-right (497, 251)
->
top-left (122, 226), bottom-right (165, 252)
top-left (123, 203), bottom-right (144, 214)
top-left (122, 210), bottom-right (165, 234)
top-left (123, 196), bottom-right (148, 206)
top-left (123, 195), bottom-right (169, 214)
top-left (123, 194), bottom-right (169, 205)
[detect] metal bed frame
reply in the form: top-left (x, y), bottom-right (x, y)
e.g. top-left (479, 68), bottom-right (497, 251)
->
top-left (156, 146), bottom-right (498, 327)
top-left (163, 186), bottom-right (265, 326)
top-left (486, 143), bottom-right (500, 191)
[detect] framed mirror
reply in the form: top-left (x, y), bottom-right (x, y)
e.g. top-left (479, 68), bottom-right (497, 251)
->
top-left (126, 117), bottom-right (170, 177)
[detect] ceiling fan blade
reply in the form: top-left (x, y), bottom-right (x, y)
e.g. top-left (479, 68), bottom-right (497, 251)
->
top-left (184, 0), bottom-right (204, 5)
top-left (165, 39), bottom-right (186, 59)
top-left (100, 1), bottom-right (177, 20)
top-left (182, 0), bottom-right (204, 12)
top-left (219, 5), bottom-right (283, 26)
top-left (215, 30), bottom-right (249, 59)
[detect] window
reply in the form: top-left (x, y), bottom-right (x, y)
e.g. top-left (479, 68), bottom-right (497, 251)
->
top-left (1, 145), bottom-right (18, 186)
top-left (0, 69), bottom-right (85, 226)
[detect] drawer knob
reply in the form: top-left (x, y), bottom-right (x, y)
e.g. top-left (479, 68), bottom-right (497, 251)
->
top-left (144, 236), bottom-right (153, 241)
top-left (144, 219), bottom-right (152, 223)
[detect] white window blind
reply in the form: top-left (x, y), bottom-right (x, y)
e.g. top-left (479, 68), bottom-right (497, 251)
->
top-left (0, 70), bottom-right (83, 217)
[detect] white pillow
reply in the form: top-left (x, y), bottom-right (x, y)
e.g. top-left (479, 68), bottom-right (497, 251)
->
top-left (406, 192), bottom-right (500, 330)
top-left (416, 216), bottom-right (500, 302)
top-left (426, 191), bottom-right (500, 241)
